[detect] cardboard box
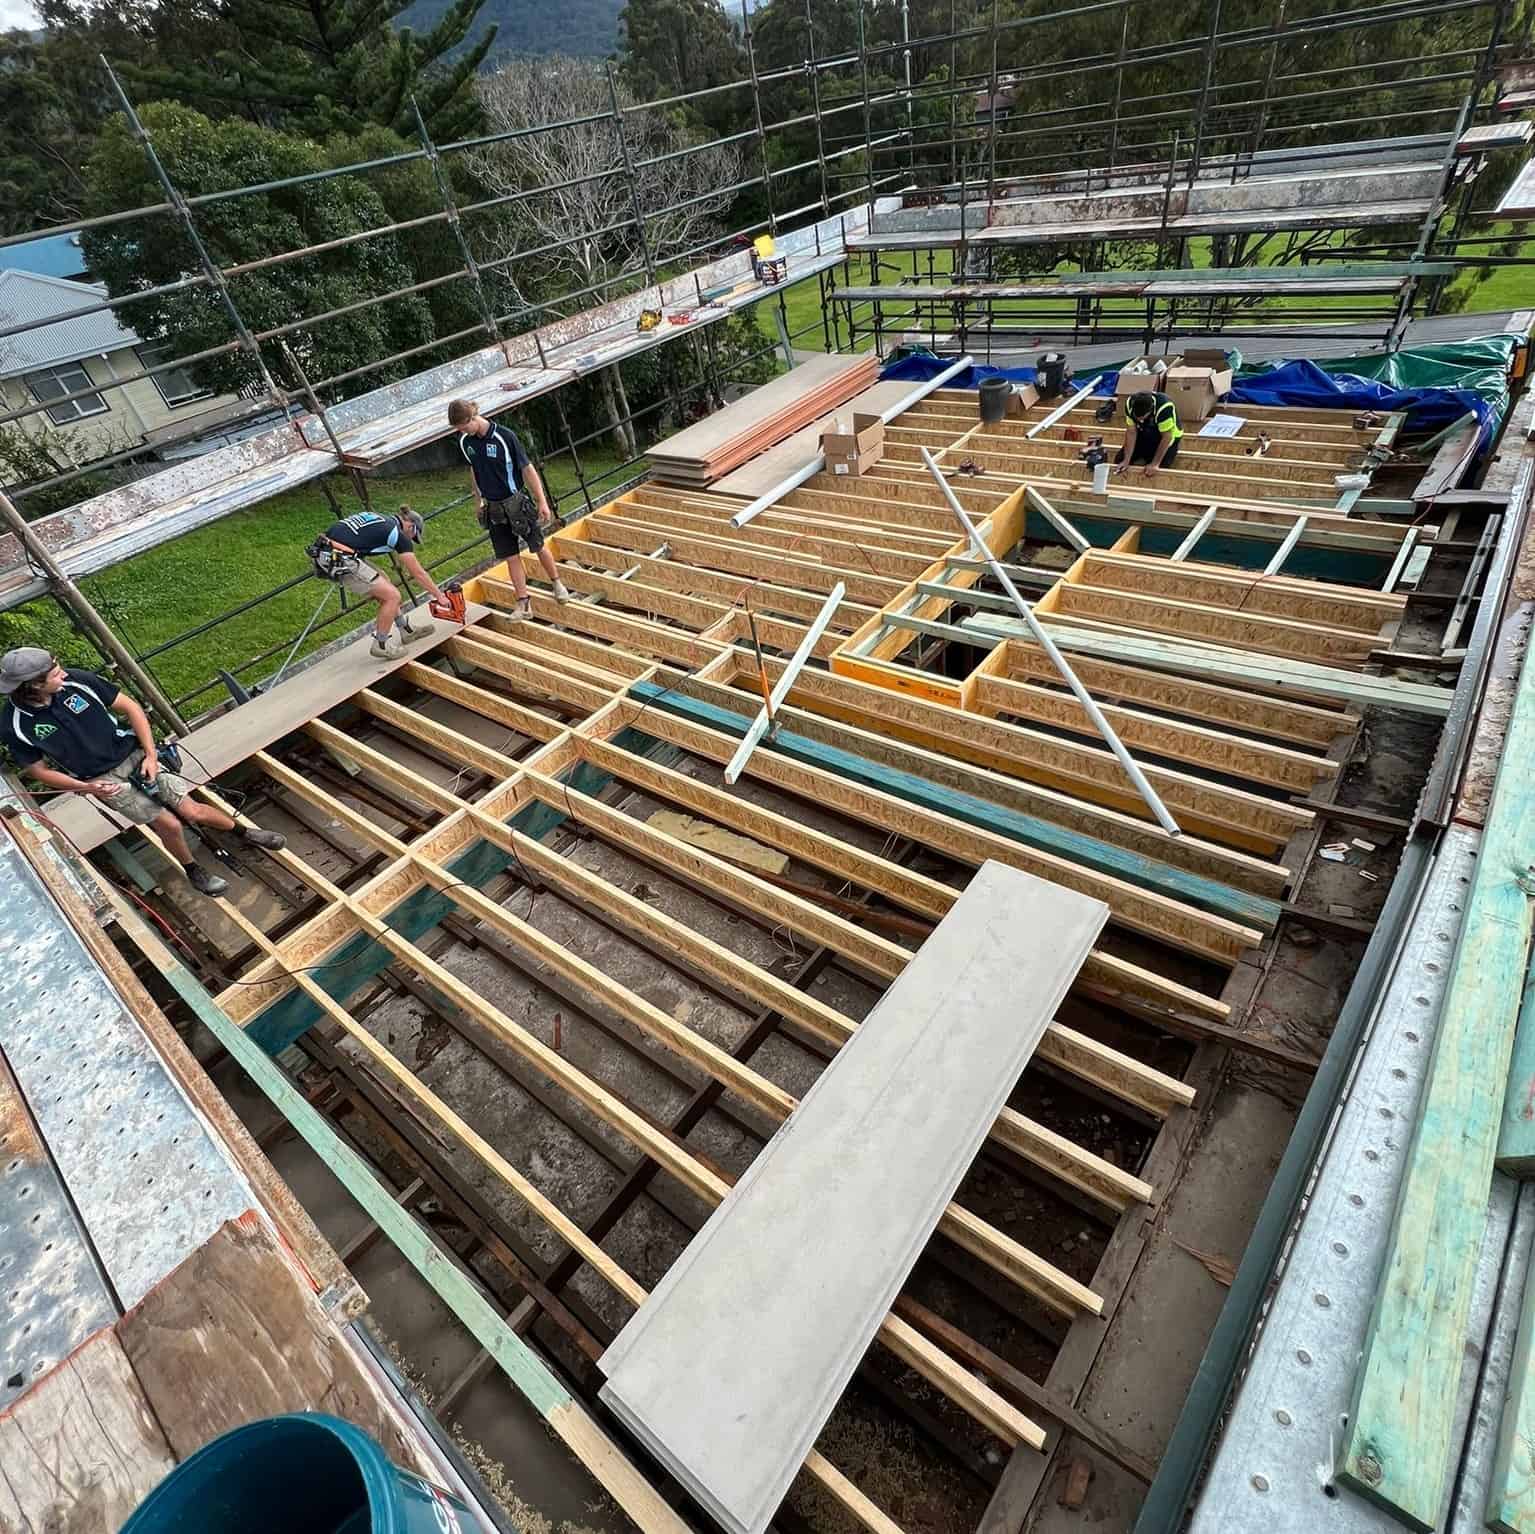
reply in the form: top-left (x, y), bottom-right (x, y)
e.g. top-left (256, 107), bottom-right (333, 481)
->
top-left (1164, 350), bottom-right (1234, 422)
top-left (1113, 357), bottom-right (1168, 398)
top-left (821, 412), bottom-right (884, 476)
top-left (1005, 383), bottom-right (1040, 418)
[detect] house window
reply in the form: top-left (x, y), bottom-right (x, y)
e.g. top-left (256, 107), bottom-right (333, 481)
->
top-left (137, 343), bottom-right (211, 408)
top-left (25, 363), bottom-right (108, 425)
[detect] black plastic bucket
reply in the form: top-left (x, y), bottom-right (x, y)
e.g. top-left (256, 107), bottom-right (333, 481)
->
top-left (978, 376), bottom-right (1012, 424)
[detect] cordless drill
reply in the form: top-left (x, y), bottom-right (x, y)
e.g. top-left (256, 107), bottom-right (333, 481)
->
top-left (128, 739), bottom-right (184, 799)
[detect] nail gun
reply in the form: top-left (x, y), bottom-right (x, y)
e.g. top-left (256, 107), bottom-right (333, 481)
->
top-left (429, 581), bottom-right (468, 624)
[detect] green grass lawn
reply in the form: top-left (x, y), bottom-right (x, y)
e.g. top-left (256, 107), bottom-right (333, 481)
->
top-left (2, 451), bottom-right (622, 719)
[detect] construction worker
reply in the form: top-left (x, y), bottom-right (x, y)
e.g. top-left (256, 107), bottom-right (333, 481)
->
top-left (0, 648), bottom-right (285, 897)
top-left (1114, 389), bottom-right (1183, 476)
top-left (447, 399), bottom-right (570, 621)
top-left (311, 505), bottom-right (445, 660)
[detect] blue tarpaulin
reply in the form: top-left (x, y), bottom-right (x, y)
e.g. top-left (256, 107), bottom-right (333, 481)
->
top-left (880, 332), bottom-right (1525, 450)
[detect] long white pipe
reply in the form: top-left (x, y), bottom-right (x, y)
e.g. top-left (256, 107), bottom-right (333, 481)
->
top-left (919, 447), bottom-right (1182, 837)
top-left (1024, 375), bottom-right (1105, 440)
top-left (723, 581), bottom-right (847, 784)
top-left (730, 354), bottom-right (976, 528)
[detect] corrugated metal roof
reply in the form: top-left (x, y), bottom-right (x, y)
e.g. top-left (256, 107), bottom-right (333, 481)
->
top-left (0, 269), bottom-right (142, 380)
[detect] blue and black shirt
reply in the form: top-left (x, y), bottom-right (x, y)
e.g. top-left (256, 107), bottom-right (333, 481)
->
top-left (323, 510), bottom-right (415, 556)
top-left (458, 422), bottom-right (530, 504)
top-left (4, 669), bottom-right (137, 779)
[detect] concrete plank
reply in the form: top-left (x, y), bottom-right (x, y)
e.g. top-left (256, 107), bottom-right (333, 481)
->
top-left (598, 861), bottom-right (1108, 1534)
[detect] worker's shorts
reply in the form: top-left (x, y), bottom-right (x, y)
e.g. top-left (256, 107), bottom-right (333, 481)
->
top-left (337, 556), bottom-right (385, 597)
top-left (481, 494), bottom-right (545, 558)
top-left (101, 749), bottom-right (192, 826)
top-left (1128, 438), bottom-right (1180, 468)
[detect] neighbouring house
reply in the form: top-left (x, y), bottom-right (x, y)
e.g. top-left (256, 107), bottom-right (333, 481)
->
top-left (0, 267), bottom-right (251, 479)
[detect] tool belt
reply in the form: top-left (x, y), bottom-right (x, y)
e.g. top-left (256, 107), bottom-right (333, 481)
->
top-left (479, 490), bottom-right (536, 529)
top-left (306, 535), bottom-right (362, 582)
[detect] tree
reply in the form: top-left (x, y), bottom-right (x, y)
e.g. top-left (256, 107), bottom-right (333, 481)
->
top-left (617, 0), bottom-right (743, 132)
top-left (1, 0), bottom-right (192, 233)
top-left (471, 56), bottom-right (743, 457)
top-left (81, 103), bottom-right (439, 400)
top-left (123, 0), bottom-right (496, 141)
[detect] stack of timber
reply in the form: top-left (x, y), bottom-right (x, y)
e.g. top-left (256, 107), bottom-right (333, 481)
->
top-left (599, 864), bottom-right (1107, 1534)
top-left (647, 354), bottom-right (879, 488)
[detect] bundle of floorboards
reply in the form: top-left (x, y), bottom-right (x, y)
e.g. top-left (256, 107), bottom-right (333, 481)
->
top-left (599, 863), bottom-right (1109, 1534)
top-left (647, 353), bottom-right (880, 488)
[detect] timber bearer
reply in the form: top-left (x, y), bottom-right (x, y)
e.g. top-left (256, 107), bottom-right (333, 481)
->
top-left (311, 505), bottom-right (446, 660)
top-left (448, 399), bottom-right (570, 621)
top-left (0, 648), bottom-right (285, 897)
top-left (1114, 388), bottom-right (1183, 477)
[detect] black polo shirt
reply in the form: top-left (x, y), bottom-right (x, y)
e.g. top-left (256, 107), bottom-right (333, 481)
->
top-left (458, 422), bottom-right (530, 503)
top-left (4, 669), bottom-right (138, 778)
top-left (324, 510), bottom-right (414, 556)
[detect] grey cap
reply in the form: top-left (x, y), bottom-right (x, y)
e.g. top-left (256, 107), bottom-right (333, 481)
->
top-left (400, 508), bottom-right (425, 544)
top-left (0, 647), bottom-right (53, 696)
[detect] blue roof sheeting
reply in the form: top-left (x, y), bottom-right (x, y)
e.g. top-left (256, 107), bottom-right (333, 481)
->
top-left (2, 233), bottom-right (89, 280)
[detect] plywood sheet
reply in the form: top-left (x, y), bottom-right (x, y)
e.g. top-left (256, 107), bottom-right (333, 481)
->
top-left (0, 1327), bottom-right (175, 1534)
top-left (45, 604), bottom-right (488, 854)
top-left (118, 1212), bottom-right (435, 1477)
top-left (599, 862), bottom-right (1108, 1534)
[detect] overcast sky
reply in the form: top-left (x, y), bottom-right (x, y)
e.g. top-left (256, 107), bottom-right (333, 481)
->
top-left (0, 0), bottom-right (42, 28)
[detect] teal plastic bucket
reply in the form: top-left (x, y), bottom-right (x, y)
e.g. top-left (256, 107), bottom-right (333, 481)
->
top-left (121, 1413), bottom-right (477, 1534)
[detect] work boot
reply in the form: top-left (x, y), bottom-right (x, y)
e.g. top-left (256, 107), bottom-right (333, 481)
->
top-left (370, 630), bottom-right (404, 660)
top-left (504, 598), bottom-right (529, 623)
top-left (185, 864), bottom-right (229, 898)
top-left (397, 616), bottom-right (436, 644)
top-left (239, 825), bottom-right (287, 851)
top-left (552, 580), bottom-right (572, 605)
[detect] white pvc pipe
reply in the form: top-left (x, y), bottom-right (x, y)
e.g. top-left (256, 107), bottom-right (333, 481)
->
top-left (919, 447), bottom-right (1182, 837)
top-left (724, 581), bottom-right (847, 784)
top-left (730, 354), bottom-right (976, 528)
top-left (1024, 375), bottom-right (1105, 440)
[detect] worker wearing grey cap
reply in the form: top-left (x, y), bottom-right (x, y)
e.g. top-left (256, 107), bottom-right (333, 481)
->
top-left (0, 648), bottom-right (285, 897)
top-left (308, 504), bottom-right (446, 660)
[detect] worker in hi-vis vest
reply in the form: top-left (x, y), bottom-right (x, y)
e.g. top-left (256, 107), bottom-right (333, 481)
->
top-left (1114, 390), bottom-right (1183, 476)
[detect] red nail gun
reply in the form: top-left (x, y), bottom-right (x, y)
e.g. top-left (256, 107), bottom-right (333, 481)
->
top-left (429, 581), bottom-right (467, 624)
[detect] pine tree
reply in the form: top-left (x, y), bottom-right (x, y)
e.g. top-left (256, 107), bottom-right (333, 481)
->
top-left (123, 0), bottom-right (496, 141)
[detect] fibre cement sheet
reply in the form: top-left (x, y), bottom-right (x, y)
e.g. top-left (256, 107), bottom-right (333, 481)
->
top-left (598, 861), bottom-right (1107, 1534)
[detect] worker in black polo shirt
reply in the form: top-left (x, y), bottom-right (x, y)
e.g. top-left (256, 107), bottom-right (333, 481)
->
top-left (0, 648), bottom-right (285, 897)
top-left (1114, 389), bottom-right (1184, 477)
top-left (447, 400), bottom-right (569, 621)
top-left (312, 506), bottom-right (452, 660)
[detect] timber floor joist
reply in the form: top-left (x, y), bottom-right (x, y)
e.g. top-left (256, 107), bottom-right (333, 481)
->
top-left (82, 382), bottom-right (1439, 1533)
top-left (118, 625), bottom-right (1224, 1534)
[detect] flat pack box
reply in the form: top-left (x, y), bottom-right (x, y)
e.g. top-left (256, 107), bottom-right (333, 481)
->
top-left (821, 412), bottom-right (884, 475)
top-left (1114, 357), bottom-right (1169, 398)
top-left (1164, 348), bottom-right (1235, 421)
